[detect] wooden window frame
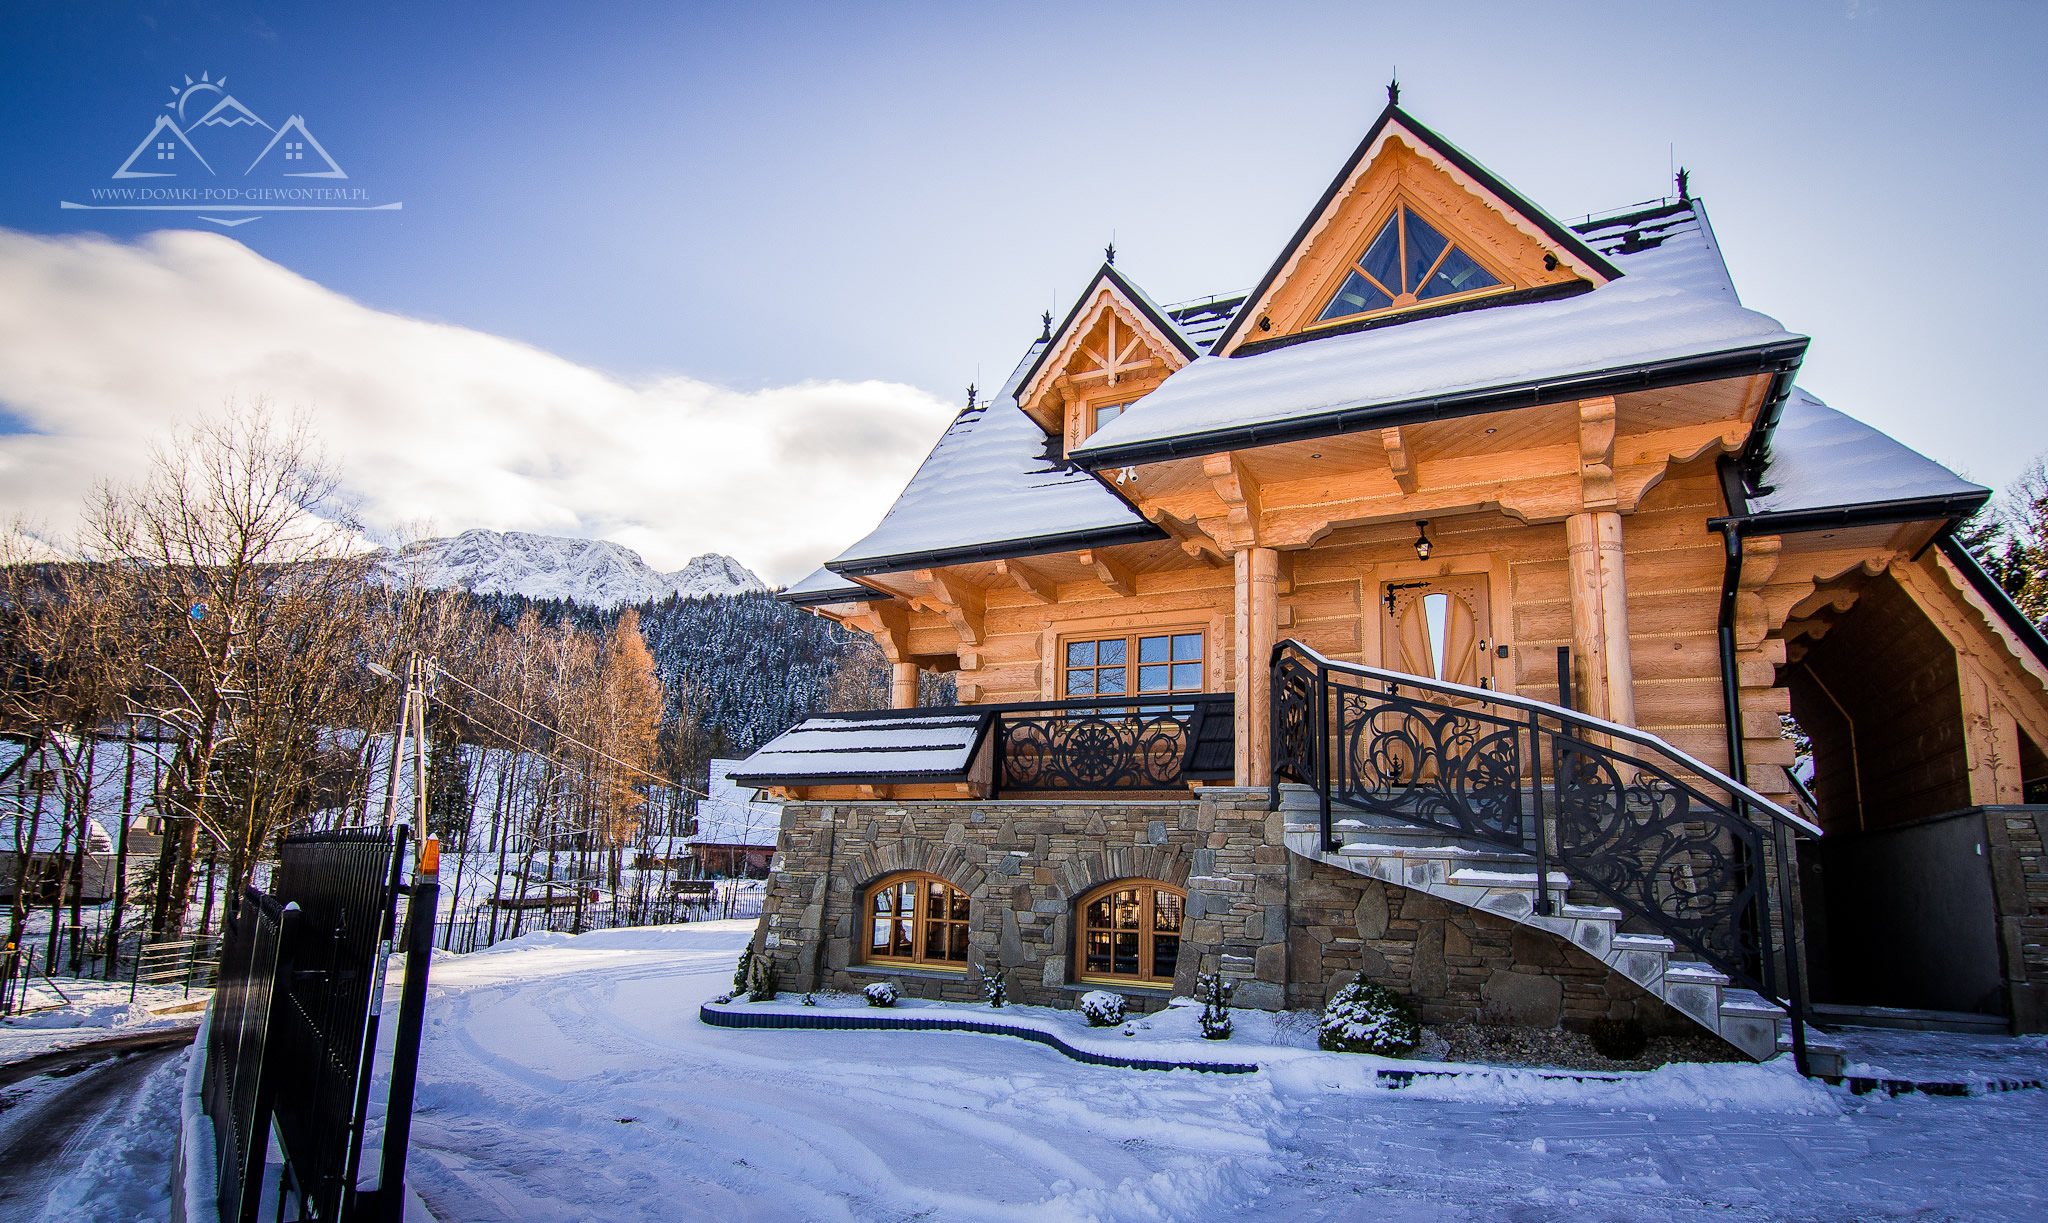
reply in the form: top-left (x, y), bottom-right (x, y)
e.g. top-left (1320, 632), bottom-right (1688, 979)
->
top-left (1057, 627), bottom-right (1208, 700)
top-left (862, 871), bottom-right (972, 971)
top-left (1074, 880), bottom-right (1187, 987)
top-left (1310, 193), bottom-right (1512, 329)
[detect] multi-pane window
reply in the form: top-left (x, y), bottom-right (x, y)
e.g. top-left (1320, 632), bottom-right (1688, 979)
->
top-left (1317, 204), bottom-right (1502, 323)
top-left (866, 872), bottom-right (970, 967)
top-left (1063, 632), bottom-right (1203, 698)
top-left (1077, 883), bottom-right (1185, 984)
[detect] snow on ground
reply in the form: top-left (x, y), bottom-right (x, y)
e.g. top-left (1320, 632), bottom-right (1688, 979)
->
top-left (0, 978), bottom-right (205, 1063)
top-left (16, 1048), bottom-right (187, 1223)
top-left (405, 920), bottom-right (2048, 1222)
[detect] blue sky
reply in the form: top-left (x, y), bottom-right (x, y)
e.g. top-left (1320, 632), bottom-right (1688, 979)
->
top-left (1, 0), bottom-right (2044, 579)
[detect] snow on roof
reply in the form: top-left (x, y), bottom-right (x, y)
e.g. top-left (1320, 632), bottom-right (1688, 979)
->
top-left (1162, 293), bottom-right (1248, 354)
top-left (731, 711), bottom-right (993, 784)
top-left (1072, 262), bottom-right (1803, 464)
top-left (1573, 200), bottom-right (1740, 302)
top-left (780, 566), bottom-right (871, 605)
top-left (687, 759), bottom-right (781, 848)
top-left (5, 813), bottom-right (115, 855)
top-left (1744, 389), bottom-right (1988, 517)
top-left (825, 397), bottom-right (1156, 575)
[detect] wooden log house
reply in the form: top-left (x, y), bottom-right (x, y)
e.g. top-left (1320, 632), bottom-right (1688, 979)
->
top-left (738, 93), bottom-right (2048, 1061)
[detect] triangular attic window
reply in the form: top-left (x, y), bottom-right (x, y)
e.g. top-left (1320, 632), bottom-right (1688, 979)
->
top-left (1315, 205), bottom-right (1502, 324)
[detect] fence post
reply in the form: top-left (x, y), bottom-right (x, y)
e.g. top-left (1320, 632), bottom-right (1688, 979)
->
top-left (372, 860), bottom-right (438, 1222)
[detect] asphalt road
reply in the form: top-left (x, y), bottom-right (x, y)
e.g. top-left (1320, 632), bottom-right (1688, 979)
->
top-left (0, 1030), bottom-right (194, 1221)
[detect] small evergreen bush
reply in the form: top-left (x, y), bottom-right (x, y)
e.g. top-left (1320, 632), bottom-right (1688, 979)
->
top-left (1079, 990), bottom-right (1125, 1027)
top-left (732, 944), bottom-right (754, 996)
top-left (1196, 972), bottom-right (1235, 1041)
top-left (1589, 1016), bottom-right (1648, 1061)
top-left (981, 969), bottom-right (1007, 1009)
top-left (1318, 981), bottom-right (1420, 1055)
top-left (863, 981), bottom-right (899, 1008)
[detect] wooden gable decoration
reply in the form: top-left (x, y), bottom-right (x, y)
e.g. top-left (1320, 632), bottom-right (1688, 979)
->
top-left (1016, 266), bottom-right (1198, 450)
top-left (1214, 107), bottom-right (1622, 356)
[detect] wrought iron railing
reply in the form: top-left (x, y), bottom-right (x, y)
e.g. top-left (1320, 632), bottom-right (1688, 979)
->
top-left (991, 693), bottom-right (1234, 794)
top-left (1270, 640), bottom-right (1818, 1027)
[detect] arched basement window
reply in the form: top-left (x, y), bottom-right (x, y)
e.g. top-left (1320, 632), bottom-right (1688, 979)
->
top-left (1076, 881), bottom-right (1185, 986)
top-left (1316, 205), bottom-right (1502, 324)
top-left (865, 872), bottom-right (971, 968)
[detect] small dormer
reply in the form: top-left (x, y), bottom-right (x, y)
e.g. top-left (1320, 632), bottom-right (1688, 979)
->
top-left (1015, 265), bottom-right (1199, 451)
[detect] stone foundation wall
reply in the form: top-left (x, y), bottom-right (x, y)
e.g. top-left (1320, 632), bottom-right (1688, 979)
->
top-left (1284, 856), bottom-right (1690, 1033)
top-left (752, 788), bottom-right (1690, 1036)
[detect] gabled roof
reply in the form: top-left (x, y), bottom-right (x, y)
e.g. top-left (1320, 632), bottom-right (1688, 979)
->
top-left (1070, 211), bottom-right (1806, 467)
top-left (823, 389), bottom-right (1162, 578)
top-left (1722, 388), bottom-right (1989, 527)
top-left (779, 566), bottom-right (872, 607)
top-left (1012, 263), bottom-right (1203, 415)
top-left (687, 759), bottom-right (782, 848)
top-left (1209, 104), bottom-right (1624, 357)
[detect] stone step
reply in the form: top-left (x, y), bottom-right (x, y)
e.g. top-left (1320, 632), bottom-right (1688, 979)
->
top-left (1610, 932), bottom-right (1676, 954)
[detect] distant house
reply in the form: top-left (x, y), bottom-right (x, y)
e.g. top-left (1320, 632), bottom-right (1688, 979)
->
top-left (3, 814), bottom-right (118, 904)
top-left (685, 760), bottom-right (780, 877)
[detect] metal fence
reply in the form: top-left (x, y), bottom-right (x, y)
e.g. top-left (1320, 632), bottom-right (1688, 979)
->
top-left (130, 935), bottom-right (222, 1001)
top-left (439, 884), bottom-right (763, 955)
top-left (187, 826), bottom-right (439, 1223)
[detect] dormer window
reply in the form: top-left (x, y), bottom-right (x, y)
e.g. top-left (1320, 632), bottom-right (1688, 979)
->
top-left (1316, 205), bottom-right (1502, 324)
top-left (1093, 401), bottom-right (1125, 431)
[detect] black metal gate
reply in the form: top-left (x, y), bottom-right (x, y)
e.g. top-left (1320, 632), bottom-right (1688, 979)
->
top-left (191, 826), bottom-right (439, 1223)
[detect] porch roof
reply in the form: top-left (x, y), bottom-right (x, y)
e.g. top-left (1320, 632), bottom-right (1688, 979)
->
top-left (779, 565), bottom-right (871, 606)
top-left (1736, 389), bottom-right (1989, 524)
top-left (730, 709), bottom-right (995, 788)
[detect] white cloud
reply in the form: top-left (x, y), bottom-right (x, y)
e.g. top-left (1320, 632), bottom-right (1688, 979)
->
top-left (0, 228), bottom-right (955, 584)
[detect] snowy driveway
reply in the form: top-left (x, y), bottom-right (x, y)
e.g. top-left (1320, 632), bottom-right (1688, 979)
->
top-left (406, 922), bottom-right (2048, 1222)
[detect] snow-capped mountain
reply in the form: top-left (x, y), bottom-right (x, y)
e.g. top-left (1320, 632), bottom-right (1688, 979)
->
top-left (389, 530), bottom-right (765, 607)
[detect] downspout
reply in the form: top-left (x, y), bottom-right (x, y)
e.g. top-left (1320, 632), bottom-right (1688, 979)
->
top-left (1716, 520), bottom-right (1747, 788)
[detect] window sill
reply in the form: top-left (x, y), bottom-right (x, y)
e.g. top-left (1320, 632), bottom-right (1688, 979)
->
top-left (1065, 979), bottom-right (1175, 996)
top-left (846, 963), bottom-right (969, 981)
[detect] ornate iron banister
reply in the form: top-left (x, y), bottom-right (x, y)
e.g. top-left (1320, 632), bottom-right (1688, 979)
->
top-left (1270, 638), bottom-right (1813, 1066)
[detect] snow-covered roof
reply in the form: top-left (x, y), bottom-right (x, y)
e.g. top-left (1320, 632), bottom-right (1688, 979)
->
top-left (780, 566), bottom-right (871, 606)
top-left (1071, 205), bottom-right (1805, 467)
top-left (5, 814), bottom-right (115, 855)
top-left (1741, 389), bottom-right (1989, 520)
top-left (730, 711), bottom-right (995, 785)
top-left (687, 760), bottom-right (781, 848)
top-left (824, 396), bottom-right (1161, 576)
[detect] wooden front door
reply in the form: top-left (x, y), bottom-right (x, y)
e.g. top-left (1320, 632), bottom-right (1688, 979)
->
top-left (1380, 574), bottom-right (1496, 689)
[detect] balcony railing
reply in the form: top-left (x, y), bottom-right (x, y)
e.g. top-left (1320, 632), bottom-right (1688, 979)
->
top-left (991, 693), bottom-right (1234, 795)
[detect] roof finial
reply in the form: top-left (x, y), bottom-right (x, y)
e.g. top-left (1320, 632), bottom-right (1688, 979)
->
top-left (1675, 166), bottom-right (1691, 204)
top-left (1040, 310), bottom-right (1053, 342)
top-left (965, 382), bottom-right (977, 408)
top-left (1387, 77), bottom-right (1400, 107)
top-left (1104, 240), bottom-right (1116, 266)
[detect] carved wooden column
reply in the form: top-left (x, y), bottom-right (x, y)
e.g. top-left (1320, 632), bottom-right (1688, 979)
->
top-left (891, 662), bottom-right (919, 710)
top-left (1234, 546), bottom-right (1280, 784)
top-left (1564, 510), bottom-right (1635, 726)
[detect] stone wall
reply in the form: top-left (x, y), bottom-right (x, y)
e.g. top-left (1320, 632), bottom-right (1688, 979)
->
top-left (1284, 855), bottom-right (1691, 1033)
top-left (752, 788), bottom-right (1690, 1036)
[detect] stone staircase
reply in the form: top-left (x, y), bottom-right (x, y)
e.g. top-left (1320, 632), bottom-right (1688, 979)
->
top-left (1277, 785), bottom-right (1840, 1070)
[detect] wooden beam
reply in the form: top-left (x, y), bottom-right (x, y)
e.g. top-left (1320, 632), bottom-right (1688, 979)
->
top-left (995, 558), bottom-right (1057, 603)
top-left (1077, 548), bottom-right (1136, 597)
top-left (914, 568), bottom-right (985, 647)
top-left (848, 599), bottom-right (910, 663)
top-left (1142, 505), bottom-right (1227, 566)
top-left (1380, 426), bottom-right (1417, 494)
top-left (1578, 396), bottom-right (1618, 510)
top-left (1202, 452), bottom-right (1264, 550)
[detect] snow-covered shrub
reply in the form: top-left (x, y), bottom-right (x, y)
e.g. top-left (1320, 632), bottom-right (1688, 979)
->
top-left (746, 954), bottom-right (779, 1001)
top-left (1196, 972), bottom-right (1234, 1041)
top-left (800, 993), bottom-right (818, 1007)
top-left (1318, 981), bottom-right (1419, 1055)
top-left (981, 969), bottom-right (1007, 1009)
top-left (732, 944), bottom-right (754, 996)
top-left (1589, 1016), bottom-right (1647, 1061)
top-left (864, 981), bottom-right (898, 1008)
top-left (1079, 990), bottom-right (1125, 1027)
